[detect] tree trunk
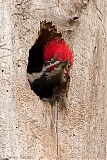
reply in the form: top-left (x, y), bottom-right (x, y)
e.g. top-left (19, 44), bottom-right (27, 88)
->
top-left (0, 0), bottom-right (107, 159)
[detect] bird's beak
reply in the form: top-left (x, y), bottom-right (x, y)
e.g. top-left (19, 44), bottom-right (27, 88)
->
top-left (57, 60), bottom-right (68, 68)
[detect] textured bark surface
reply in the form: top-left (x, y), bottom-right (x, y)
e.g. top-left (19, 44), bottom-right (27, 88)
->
top-left (0, 0), bottom-right (107, 160)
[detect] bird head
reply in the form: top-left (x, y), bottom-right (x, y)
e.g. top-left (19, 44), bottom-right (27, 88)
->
top-left (44, 39), bottom-right (73, 67)
top-left (43, 38), bottom-right (73, 82)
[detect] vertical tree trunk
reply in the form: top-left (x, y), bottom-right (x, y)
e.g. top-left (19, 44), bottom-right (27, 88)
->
top-left (0, 0), bottom-right (107, 159)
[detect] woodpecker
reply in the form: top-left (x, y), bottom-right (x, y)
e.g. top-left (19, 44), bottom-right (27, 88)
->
top-left (27, 21), bottom-right (73, 107)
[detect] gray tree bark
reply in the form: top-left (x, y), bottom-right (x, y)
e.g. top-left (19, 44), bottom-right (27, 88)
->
top-left (0, 0), bottom-right (107, 160)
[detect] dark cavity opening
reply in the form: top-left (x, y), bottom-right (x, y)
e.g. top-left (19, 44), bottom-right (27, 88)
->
top-left (27, 43), bottom-right (44, 74)
top-left (27, 42), bottom-right (54, 99)
top-left (27, 21), bottom-right (62, 99)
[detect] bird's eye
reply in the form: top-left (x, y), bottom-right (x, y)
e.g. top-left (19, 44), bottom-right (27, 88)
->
top-left (44, 61), bottom-right (51, 66)
top-left (44, 58), bottom-right (56, 66)
top-left (51, 58), bottom-right (55, 64)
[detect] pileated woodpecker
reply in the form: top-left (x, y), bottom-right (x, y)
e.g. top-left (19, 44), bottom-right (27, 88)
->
top-left (27, 21), bottom-right (73, 107)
